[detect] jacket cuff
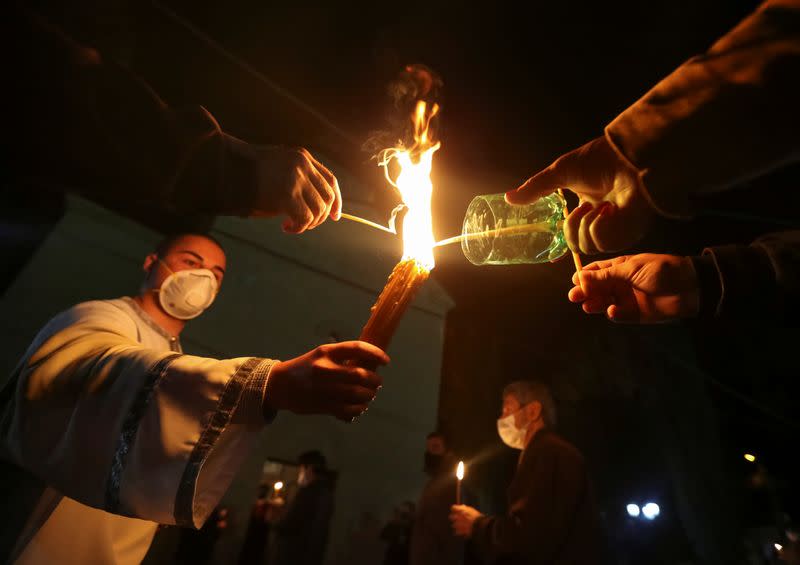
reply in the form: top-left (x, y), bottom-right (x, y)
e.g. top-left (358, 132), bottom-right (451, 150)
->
top-left (697, 244), bottom-right (776, 320)
top-left (471, 515), bottom-right (493, 556)
top-left (604, 124), bottom-right (693, 220)
top-left (689, 254), bottom-right (723, 320)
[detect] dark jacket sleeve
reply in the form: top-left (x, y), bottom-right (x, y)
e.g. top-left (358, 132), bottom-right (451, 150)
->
top-left (6, 5), bottom-right (260, 217)
top-left (691, 230), bottom-right (800, 323)
top-left (470, 444), bottom-right (588, 563)
top-left (605, 0), bottom-right (800, 219)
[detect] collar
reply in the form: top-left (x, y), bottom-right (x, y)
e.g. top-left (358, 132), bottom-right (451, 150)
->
top-left (122, 296), bottom-right (181, 346)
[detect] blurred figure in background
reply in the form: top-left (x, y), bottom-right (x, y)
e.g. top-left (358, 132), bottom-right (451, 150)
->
top-left (271, 451), bottom-right (335, 565)
top-left (411, 431), bottom-right (464, 565)
top-left (382, 501), bottom-right (416, 565)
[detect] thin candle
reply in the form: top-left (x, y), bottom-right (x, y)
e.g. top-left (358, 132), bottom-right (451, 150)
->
top-left (456, 461), bottom-right (465, 504)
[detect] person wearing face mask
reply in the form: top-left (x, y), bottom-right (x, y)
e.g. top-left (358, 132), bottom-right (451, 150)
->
top-left (449, 381), bottom-right (602, 565)
top-left (0, 233), bottom-right (388, 565)
top-left (270, 450), bottom-right (335, 565)
top-left (409, 431), bottom-right (465, 565)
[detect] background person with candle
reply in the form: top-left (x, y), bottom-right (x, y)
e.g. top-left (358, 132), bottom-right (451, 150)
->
top-left (410, 431), bottom-right (467, 565)
top-left (449, 381), bottom-right (601, 565)
top-left (0, 233), bottom-right (387, 564)
top-left (269, 450), bottom-right (335, 565)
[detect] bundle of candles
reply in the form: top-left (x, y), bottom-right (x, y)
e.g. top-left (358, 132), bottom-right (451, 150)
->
top-left (353, 100), bottom-right (440, 352)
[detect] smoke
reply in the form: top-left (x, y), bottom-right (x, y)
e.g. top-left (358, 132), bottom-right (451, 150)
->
top-left (363, 63), bottom-right (443, 158)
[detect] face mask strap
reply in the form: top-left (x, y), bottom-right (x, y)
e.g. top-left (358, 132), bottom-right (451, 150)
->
top-left (158, 258), bottom-right (176, 276)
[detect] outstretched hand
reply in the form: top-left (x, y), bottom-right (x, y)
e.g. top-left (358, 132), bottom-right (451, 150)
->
top-left (568, 254), bottom-right (700, 323)
top-left (265, 341), bottom-right (389, 421)
top-left (506, 136), bottom-right (654, 254)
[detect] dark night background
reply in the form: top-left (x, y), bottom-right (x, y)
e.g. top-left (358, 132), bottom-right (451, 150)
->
top-left (4, 1), bottom-right (800, 563)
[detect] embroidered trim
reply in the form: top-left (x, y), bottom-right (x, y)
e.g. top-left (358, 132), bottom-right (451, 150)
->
top-left (121, 297), bottom-right (182, 350)
top-left (173, 357), bottom-right (263, 526)
top-left (104, 353), bottom-right (182, 514)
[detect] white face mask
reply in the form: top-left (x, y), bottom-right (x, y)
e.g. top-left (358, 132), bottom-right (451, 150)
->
top-left (497, 407), bottom-right (530, 450)
top-left (156, 260), bottom-right (218, 320)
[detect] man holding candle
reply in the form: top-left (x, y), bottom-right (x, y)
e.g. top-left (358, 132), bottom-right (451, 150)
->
top-left (449, 381), bottom-right (601, 565)
top-left (0, 233), bottom-right (387, 564)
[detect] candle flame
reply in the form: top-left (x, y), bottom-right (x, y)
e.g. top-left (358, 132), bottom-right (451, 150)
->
top-left (379, 100), bottom-right (440, 270)
top-left (456, 460), bottom-right (465, 480)
top-left (274, 481), bottom-right (284, 491)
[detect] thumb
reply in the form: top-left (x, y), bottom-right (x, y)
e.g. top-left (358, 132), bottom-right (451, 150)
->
top-left (606, 303), bottom-right (640, 324)
top-left (578, 267), bottom-right (618, 299)
top-left (505, 166), bottom-right (562, 205)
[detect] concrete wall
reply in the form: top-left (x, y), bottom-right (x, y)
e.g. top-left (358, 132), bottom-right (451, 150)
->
top-left (0, 195), bottom-right (452, 564)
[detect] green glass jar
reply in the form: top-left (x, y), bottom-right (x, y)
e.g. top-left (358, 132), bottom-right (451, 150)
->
top-left (461, 192), bottom-right (567, 266)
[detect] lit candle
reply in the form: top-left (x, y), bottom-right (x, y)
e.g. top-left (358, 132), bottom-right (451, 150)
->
top-left (456, 461), bottom-right (465, 504)
top-left (359, 101), bottom-right (439, 352)
top-left (273, 481), bottom-right (283, 500)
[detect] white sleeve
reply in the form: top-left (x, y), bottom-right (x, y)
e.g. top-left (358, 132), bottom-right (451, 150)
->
top-left (0, 301), bottom-right (277, 528)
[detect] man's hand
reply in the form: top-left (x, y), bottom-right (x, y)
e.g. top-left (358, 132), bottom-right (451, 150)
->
top-left (568, 253), bottom-right (700, 323)
top-left (505, 136), bottom-right (654, 254)
top-left (449, 504), bottom-right (483, 538)
top-left (230, 141), bottom-right (342, 233)
top-left (265, 341), bottom-right (389, 421)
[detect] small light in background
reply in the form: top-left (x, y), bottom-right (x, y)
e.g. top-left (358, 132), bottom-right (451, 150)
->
top-left (626, 504), bottom-right (640, 518)
top-left (642, 502), bottom-right (660, 520)
top-left (774, 543), bottom-right (783, 552)
top-left (744, 453), bottom-right (756, 463)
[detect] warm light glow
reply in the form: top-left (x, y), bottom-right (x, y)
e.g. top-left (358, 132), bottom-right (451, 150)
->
top-left (775, 543), bottom-right (783, 552)
top-left (456, 461), bottom-right (465, 481)
top-left (380, 100), bottom-right (440, 270)
top-left (626, 504), bottom-right (640, 518)
top-left (274, 481), bottom-right (284, 491)
top-left (642, 502), bottom-right (660, 520)
top-left (744, 453), bottom-right (756, 463)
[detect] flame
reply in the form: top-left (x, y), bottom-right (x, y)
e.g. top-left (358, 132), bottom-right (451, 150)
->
top-left (380, 100), bottom-right (440, 270)
top-left (274, 481), bottom-right (284, 491)
top-left (456, 460), bottom-right (465, 480)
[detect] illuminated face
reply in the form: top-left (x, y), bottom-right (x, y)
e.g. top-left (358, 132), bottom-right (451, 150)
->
top-left (145, 235), bottom-right (227, 289)
top-left (502, 394), bottom-right (536, 430)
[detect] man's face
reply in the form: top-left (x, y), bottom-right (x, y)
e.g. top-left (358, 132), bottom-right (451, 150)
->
top-left (501, 394), bottom-right (523, 426)
top-left (501, 394), bottom-right (538, 429)
top-left (425, 435), bottom-right (446, 456)
top-left (144, 235), bottom-right (227, 290)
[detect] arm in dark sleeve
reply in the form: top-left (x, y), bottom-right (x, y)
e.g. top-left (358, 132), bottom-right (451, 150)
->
top-left (691, 230), bottom-right (800, 323)
top-left (605, 0), bottom-right (800, 219)
top-left (470, 446), bottom-right (588, 563)
top-left (6, 5), bottom-right (259, 216)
